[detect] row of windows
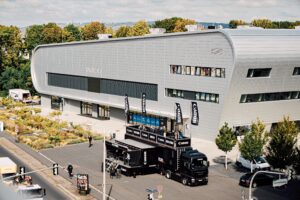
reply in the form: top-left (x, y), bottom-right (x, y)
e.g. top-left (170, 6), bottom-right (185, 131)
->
top-left (48, 73), bottom-right (158, 101)
top-left (247, 67), bottom-right (300, 78)
top-left (170, 65), bottom-right (225, 78)
top-left (166, 88), bottom-right (219, 103)
top-left (240, 91), bottom-right (300, 103)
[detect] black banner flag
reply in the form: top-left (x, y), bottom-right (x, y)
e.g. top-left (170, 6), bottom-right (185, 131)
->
top-left (191, 102), bottom-right (199, 125)
top-left (141, 93), bottom-right (146, 114)
top-left (175, 103), bottom-right (183, 124)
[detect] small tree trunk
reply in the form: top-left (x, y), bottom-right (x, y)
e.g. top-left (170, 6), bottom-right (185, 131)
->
top-left (250, 161), bottom-right (253, 173)
top-left (225, 152), bottom-right (228, 170)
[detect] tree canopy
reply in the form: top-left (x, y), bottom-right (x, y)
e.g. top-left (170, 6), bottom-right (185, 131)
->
top-left (63, 24), bottom-right (81, 42)
top-left (215, 122), bottom-right (237, 169)
top-left (173, 18), bottom-right (196, 32)
top-left (229, 20), bottom-right (247, 28)
top-left (128, 20), bottom-right (150, 36)
top-left (251, 19), bottom-right (273, 29)
top-left (0, 25), bottom-right (24, 70)
top-left (81, 21), bottom-right (106, 40)
top-left (42, 23), bottom-right (64, 44)
top-left (239, 119), bottom-right (268, 171)
top-left (115, 26), bottom-right (131, 38)
top-left (266, 116), bottom-right (298, 170)
top-left (151, 17), bottom-right (182, 33)
top-left (25, 25), bottom-right (45, 54)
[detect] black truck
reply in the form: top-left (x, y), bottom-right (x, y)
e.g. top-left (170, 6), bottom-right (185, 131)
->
top-left (105, 125), bottom-right (209, 186)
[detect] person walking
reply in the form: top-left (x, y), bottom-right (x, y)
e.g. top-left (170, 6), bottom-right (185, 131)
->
top-left (88, 135), bottom-right (93, 147)
top-left (67, 164), bottom-right (73, 178)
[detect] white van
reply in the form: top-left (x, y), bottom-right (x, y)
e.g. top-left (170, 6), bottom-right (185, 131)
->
top-left (0, 157), bottom-right (17, 185)
top-left (17, 184), bottom-right (46, 200)
top-left (236, 154), bottom-right (271, 171)
top-left (9, 89), bottom-right (32, 103)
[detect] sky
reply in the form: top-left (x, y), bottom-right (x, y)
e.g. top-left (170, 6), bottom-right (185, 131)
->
top-left (0, 0), bottom-right (299, 27)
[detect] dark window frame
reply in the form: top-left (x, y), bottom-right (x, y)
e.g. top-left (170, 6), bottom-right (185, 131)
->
top-left (293, 67), bottom-right (300, 76)
top-left (247, 68), bottom-right (271, 78)
top-left (240, 91), bottom-right (300, 103)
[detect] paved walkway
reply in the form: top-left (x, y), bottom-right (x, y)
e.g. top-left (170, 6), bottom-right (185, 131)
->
top-left (34, 105), bottom-right (239, 165)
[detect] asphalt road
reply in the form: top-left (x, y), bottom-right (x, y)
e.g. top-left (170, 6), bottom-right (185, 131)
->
top-left (40, 141), bottom-right (300, 200)
top-left (0, 146), bottom-right (70, 200)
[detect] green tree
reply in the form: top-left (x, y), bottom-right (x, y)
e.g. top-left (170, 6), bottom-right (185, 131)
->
top-left (271, 21), bottom-right (295, 29)
top-left (105, 26), bottom-right (115, 37)
top-left (239, 119), bottom-right (268, 172)
top-left (115, 26), bottom-right (131, 38)
top-left (173, 18), bottom-right (196, 32)
top-left (25, 25), bottom-right (45, 54)
top-left (0, 25), bottom-right (24, 70)
top-left (128, 20), bottom-right (150, 36)
top-left (229, 20), bottom-right (247, 29)
top-left (63, 24), bottom-right (81, 42)
top-left (42, 23), bottom-right (63, 44)
top-left (151, 17), bottom-right (182, 33)
top-left (251, 19), bottom-right (273, 29)
top-left (0, 61), bottom-right (36, 95)
top-left (81, 21), bottom-right (106, 40)
top-left (215, 122), bottom-right (237, 170)
top-left (266, 116), bottom-right (298, 170)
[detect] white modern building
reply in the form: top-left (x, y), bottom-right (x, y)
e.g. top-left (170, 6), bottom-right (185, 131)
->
top-left (31, 29), bottom-right (300, 141)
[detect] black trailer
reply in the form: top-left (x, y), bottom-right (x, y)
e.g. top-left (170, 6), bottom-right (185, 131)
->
top-left (106, 139), bottom-right (158, 176)
top-left (106, 125), bottom-right (209, 186)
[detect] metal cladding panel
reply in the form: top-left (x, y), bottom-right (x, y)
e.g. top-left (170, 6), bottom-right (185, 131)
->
top-left (220, 30), bottom-right (300, 128)
top-left (31, 31), bottom-right (234, 140)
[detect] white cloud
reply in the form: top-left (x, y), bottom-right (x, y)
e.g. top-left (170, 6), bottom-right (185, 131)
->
top-left (0, 0), bottom-right (299, 27)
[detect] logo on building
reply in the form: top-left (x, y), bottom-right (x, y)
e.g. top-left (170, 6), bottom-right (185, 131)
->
top-left (85, 67), bottom-right (102, 75)
top-left (210, 48), bottom-right (223, 55)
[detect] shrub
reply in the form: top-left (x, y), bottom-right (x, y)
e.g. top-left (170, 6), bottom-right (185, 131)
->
top-left (93, 135), bottom-right (103, 140)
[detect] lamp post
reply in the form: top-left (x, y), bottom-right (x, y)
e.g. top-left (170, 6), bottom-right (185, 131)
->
top-left (103, 134), bottom-right (106, 200)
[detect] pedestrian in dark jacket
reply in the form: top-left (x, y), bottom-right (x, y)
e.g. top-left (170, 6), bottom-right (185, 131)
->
top-left (88, 135), bottom-right (93, 147)
top-left (67, 164), bottom-right (73, 178)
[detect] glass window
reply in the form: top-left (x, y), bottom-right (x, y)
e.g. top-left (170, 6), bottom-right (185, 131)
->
top-left (221, 68), bottom-right (225, 78)
top-left (211, 94), bottom-right (216, 102)
top-left (185, 66), bottom-right (191, 75)
top-left (200, 93), bottom-right (205, 101)
top-left (205, 93), bottom-right (210, 101)
top-left (176, 65), bottom-right (182, 74)
top-left (247, 68), bottom-right (271, 78)
top-left (216, 68), bottom-right (221, 77)
top-left (200, 68), bottom-right (206, 76)
top-left (195, 93), bottom-right (200, 100)
top-left (170, 65), bottom-right (177, 74)
top-left (293, 67), bottom-right (300, 75)
top-left (191, 67), bottom-right (195, 75)
top-left (211, 68), bottom-right (216, 77)
top-left (195, 67), bottom-right (201, 76)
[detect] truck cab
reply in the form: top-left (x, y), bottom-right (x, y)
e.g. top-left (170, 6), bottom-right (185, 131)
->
top-left (164, 149), bottom-right (209, 186)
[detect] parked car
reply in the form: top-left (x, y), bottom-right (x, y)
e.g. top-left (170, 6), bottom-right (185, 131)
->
top-left (236, 154), bottom-right (270, 171)
top-left (239, 173), bottom-right (274, 188)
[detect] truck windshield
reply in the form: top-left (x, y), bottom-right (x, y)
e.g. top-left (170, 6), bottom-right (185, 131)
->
top-left (191, 158), bottom-right (208, 169)
top-left (21, 189), bottom-right (43, 199)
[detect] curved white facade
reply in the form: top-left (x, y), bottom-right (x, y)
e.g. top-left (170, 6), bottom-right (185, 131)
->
top-left (31, 29), bottom-right (300, 140)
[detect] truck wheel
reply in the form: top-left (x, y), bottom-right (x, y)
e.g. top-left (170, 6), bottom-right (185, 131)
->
top-left (181, 178), bottom-right (188, 185)
top-left (165, 170), bottom-right (171, 179)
